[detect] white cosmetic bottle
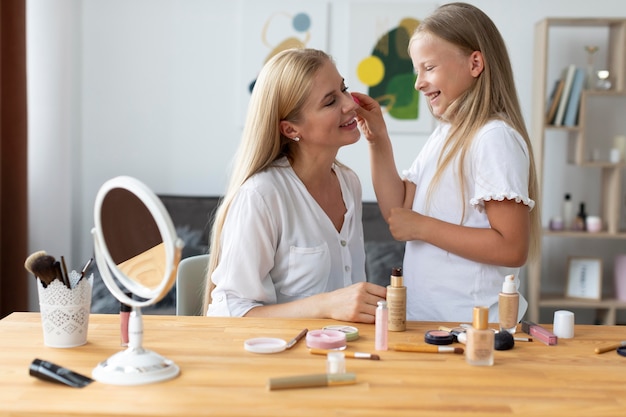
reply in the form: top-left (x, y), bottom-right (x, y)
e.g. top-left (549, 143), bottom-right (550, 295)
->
top-left (498, 274), bottom-right (519, 334)
top-left (562, 193), bottom-right (574, 230)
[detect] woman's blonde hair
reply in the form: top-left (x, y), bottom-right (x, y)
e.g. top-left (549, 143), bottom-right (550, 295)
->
top-left (410, 2), bottom-right (541, 260)
top-left (202, 48), bottom-right (333, 313)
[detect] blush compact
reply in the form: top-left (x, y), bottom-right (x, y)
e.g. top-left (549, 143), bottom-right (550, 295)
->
top-left (424, 330), bottom-right (455, 345)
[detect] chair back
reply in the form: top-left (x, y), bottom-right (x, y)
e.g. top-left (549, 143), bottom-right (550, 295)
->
top-left (176, 254), bottom-right (209, 316)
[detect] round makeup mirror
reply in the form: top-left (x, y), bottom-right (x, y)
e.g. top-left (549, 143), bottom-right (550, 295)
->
top-left (91, 176), bottom-right (184, 385)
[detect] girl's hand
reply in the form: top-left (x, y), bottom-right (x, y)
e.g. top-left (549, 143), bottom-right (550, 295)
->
top-left (351, 92), bottom-right (389, 144)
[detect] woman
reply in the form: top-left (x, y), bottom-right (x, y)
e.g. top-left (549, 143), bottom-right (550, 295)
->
top-left (204, 48), bottom-right (386, 323)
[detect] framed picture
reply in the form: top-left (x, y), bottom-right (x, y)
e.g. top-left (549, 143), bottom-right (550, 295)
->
top-left (566, 257), bottom-right (603, 300)
top-left (347, 2), bottom-right (438, 134)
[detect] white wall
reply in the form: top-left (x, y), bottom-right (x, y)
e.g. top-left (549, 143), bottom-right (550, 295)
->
top-left (27, 0), bottom-right (626, 313)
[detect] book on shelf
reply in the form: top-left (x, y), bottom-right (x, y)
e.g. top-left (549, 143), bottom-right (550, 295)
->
top-left (545, 78), bottom-right (565, 125)
top-left (553, 64), bottom-right (577, 126)
top-left (562, 67), bottom-right (586, 127)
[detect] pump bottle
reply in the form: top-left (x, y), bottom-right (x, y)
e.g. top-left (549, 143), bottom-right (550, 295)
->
top-left (498, 274), bottom-right (519, 334)
top-left (387, 267), bottom-right (406, 332)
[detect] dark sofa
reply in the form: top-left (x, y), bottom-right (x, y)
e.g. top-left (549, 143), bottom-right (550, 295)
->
top-left (91, 196), bottom-right (405, 314)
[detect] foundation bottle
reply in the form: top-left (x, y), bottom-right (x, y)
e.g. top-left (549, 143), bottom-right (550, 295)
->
top-left (387, 267), bottom-right (406, 332)
top-left (466, 306), bottom-right (494, 366)
top-left (498, 274), bottom-right (519, 334)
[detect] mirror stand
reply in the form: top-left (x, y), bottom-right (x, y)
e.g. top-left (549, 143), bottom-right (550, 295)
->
top-left (90, 176), bottom-right (183, 386)
top-left (92, 307), bottom-right (180, 385)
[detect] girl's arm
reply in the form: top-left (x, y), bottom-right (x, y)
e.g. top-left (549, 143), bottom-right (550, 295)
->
top-left (388, 199), bottom-right (530, 267)
top-left (352, 92), bottom-right (406, 220)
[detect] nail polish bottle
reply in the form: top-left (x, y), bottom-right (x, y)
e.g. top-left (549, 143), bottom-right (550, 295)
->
top-left (387, 267), bottom-right (406, 332)
top-left (375, 301), bottom-right (388, 351)
top-left (498, 274), bottom-right (519, 334)
top-left (120, 294), bottom-right (132, 347)
top-left (466, 306), bottom-right (494, 366)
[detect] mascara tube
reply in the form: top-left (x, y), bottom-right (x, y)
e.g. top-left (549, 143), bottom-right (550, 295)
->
top-left (29, 359), bottom-right (93, 388)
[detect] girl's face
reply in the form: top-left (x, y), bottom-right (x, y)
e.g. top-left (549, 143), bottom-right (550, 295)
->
top-left (409, 32), bottom-right (483, 118)
top-left (283, 60), bottom-right (360, 151)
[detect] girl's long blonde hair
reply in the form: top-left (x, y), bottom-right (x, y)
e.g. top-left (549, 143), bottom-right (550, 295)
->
top-left (411, 2), bottom-right (541, 261)
top-left (202, 48), bottom-right (333, 314)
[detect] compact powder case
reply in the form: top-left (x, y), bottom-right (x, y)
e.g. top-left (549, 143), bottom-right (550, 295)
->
top-left (424, 330), bottom-right (455, 345)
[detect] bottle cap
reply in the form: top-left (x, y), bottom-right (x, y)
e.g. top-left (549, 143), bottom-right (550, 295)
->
top-left (502, 275), bottom-right (516, 294)
top-left (472, 306), bottom-right (489, 330)
top-left (390, 267), bottom-right (404, 287)
top-left (553, 310), bottom-right (575, 339)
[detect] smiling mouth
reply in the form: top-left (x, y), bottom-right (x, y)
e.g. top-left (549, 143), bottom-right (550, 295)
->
top-left (340, 118), bottom-right (356, 127)
top-left (426, 91), bottom-right (440, 101)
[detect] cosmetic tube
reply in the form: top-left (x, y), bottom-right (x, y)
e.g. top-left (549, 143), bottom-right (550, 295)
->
top-left (521, 320), bottom-right (558, 346)
top-left (387, 267), bottom-right (406, 331)
top-left (29, 359), bottom-right (93, 388)
top-left (498, 274), bottom-right (519, 334)
top-left (375, 300), bottom-right (388, 351)
top-left (267, 373), bottom-right (356, 390)
top-left (466, 306), bottom-right (494, 366)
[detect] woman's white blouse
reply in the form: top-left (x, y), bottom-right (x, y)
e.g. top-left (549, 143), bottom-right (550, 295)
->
top-left (207, 157), bottom-right (366, 317)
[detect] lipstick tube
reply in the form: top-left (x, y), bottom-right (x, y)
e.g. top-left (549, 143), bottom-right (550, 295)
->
top-left (521, 320), bottom-right (558, 345)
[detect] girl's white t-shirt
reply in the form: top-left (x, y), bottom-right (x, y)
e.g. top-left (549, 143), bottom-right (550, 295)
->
top-left (403, 120), bottom-right (535, 322)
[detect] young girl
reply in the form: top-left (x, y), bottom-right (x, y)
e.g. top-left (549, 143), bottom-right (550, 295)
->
top-left (353, 2), bottom-right (540, 322)
top-left (204, 48), bottom-right (386, 322)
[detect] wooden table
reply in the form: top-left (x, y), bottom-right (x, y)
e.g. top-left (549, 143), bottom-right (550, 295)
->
top-left (1, 312), bottom-right (625, 416)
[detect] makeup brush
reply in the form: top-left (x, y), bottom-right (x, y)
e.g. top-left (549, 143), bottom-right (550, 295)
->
top-left (26, 252), bottom-right (60, 288)
top-left (309, 348), bottom-right (380, 360)
top-left (60, 256), bottom-right (71, 288)
top-left (24, 250), bottom-right (47, 275)
top-left (391, 344), bottom-right (464, 354)
top-left (76, 257), bottom-right (94, 284)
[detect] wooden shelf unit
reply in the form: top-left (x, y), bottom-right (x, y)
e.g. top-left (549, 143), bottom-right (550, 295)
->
top-left (528, 18), bottom-right (626, 325)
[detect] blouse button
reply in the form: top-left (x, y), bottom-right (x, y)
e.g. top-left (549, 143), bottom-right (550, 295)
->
top-left (340, 240), bottom-right (347, 247)
top-left (344, 265), bottom-right (350, 272)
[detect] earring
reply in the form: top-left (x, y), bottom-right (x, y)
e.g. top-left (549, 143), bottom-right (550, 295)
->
top-left (292, 136), bottom-right (300, 142)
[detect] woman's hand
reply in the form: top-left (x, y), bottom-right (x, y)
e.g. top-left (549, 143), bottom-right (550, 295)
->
top-left (324, 282), bottom-right (387, 323)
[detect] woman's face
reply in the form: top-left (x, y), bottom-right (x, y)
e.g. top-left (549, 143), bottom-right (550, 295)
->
top-left (409, 32), bottom-right (482, 118)
top-left (288, 60), bottom-right (360, 151)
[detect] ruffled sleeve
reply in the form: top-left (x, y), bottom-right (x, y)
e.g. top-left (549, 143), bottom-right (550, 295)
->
top-left (469, 122), bottom-right (535, 213)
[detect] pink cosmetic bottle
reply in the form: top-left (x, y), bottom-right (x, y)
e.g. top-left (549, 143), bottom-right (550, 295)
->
top-left (375, 301), bottom-right (388, 351)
